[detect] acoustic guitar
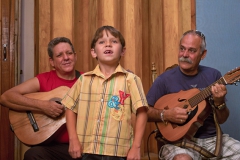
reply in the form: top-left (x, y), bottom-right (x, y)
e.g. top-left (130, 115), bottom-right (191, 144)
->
top-left (154, 67), bottom-right (240, 142)
top-left (8, 86), bottom-right (69, 146)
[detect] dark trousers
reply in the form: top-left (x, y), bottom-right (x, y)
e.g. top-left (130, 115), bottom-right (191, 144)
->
top-left (24, 143), bottom-right (78, 160)
top-left (82, 154), bottom-right (126, 160)
top-left (24, 143), bottom-right (126, 160)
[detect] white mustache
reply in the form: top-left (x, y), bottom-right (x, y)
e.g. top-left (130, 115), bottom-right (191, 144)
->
top-left (179, 57), bottom-right (193, 64)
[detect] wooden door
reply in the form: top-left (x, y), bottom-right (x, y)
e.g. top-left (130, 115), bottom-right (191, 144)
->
top-left (0, 0), bottom-right (19, 159)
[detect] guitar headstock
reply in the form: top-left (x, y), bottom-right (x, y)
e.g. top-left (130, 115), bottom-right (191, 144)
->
top-left (223, 67), bottom-right (240, 85)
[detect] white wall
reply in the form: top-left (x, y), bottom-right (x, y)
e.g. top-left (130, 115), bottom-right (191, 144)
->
top-left (20, 0), bottom-right (34, 82)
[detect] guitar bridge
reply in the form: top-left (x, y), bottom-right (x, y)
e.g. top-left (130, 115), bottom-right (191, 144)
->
top-left (27, 111), bottom-right (39, 132)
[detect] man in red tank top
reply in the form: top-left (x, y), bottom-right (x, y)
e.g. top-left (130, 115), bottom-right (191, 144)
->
top-left (0, 37), bottom-right (81, 160)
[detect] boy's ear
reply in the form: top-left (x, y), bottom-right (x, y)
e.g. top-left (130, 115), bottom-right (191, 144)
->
top-left (91, 48), bottom-right (97, 58)
top-left (121, 47), bottom-right (126, 56)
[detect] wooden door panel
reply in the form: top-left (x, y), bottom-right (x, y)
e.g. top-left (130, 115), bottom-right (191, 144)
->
top-left (0, 0), bottom-right (17, 159)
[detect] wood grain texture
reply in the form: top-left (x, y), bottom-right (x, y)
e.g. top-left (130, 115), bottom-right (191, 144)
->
top-left (36, 0), bottom-right (51, 74)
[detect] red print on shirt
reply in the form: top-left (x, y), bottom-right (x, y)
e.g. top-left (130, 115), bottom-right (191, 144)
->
top-left (119, 90), bottom-right (130, 105)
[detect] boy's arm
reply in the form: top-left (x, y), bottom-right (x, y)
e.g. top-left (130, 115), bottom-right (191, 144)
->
top-left (66, 108), bottom-right (82, 158)
top-left (127, 107), bottom-right (148, 159)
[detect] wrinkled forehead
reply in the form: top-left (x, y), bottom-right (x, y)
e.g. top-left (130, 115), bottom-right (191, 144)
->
top-left (180, 34), bottom-right (202, 48)
top-left (53, 42), bottom-right (73, 53)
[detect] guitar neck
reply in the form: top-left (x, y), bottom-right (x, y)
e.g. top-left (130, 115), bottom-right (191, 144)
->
top-left (188, 77), bottom-right (226, 107)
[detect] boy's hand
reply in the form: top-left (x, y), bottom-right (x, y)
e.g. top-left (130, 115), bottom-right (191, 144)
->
top-left (68, 139), bottom-right (83, 158)
top-left (127, 146), bottom-right (141, 160)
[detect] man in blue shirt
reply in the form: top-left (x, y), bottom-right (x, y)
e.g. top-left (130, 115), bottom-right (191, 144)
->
top-left (147, 30), bottom-right (240, 160)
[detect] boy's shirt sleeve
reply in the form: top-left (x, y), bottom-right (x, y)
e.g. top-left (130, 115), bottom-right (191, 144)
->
top-left (128, 75), bottom-right (148, 114)
top-left (61, 77), bottom-right (82, 113)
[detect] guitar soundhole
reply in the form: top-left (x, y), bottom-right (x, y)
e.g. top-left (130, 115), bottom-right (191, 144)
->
top-left (178, 105), bottom-right (198, 126)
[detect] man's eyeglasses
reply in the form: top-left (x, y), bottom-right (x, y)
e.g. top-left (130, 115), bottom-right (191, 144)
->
top-left (183, 30), bottom-right (205, 41)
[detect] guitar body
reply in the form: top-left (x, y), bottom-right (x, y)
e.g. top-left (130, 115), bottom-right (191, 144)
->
top-left (154, 67), bottom-right (240, 142)
top-left (154, 88), bottom-right (212, 142)
top-left (9, 86), bottom-right (69, 146)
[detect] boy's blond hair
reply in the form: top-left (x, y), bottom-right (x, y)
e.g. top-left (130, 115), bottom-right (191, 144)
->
top-left (91, 26), bottom-right (125, 49)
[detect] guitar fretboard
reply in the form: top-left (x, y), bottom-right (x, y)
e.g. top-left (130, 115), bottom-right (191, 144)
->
top-left (188, 77), bottom-right (226, 107)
